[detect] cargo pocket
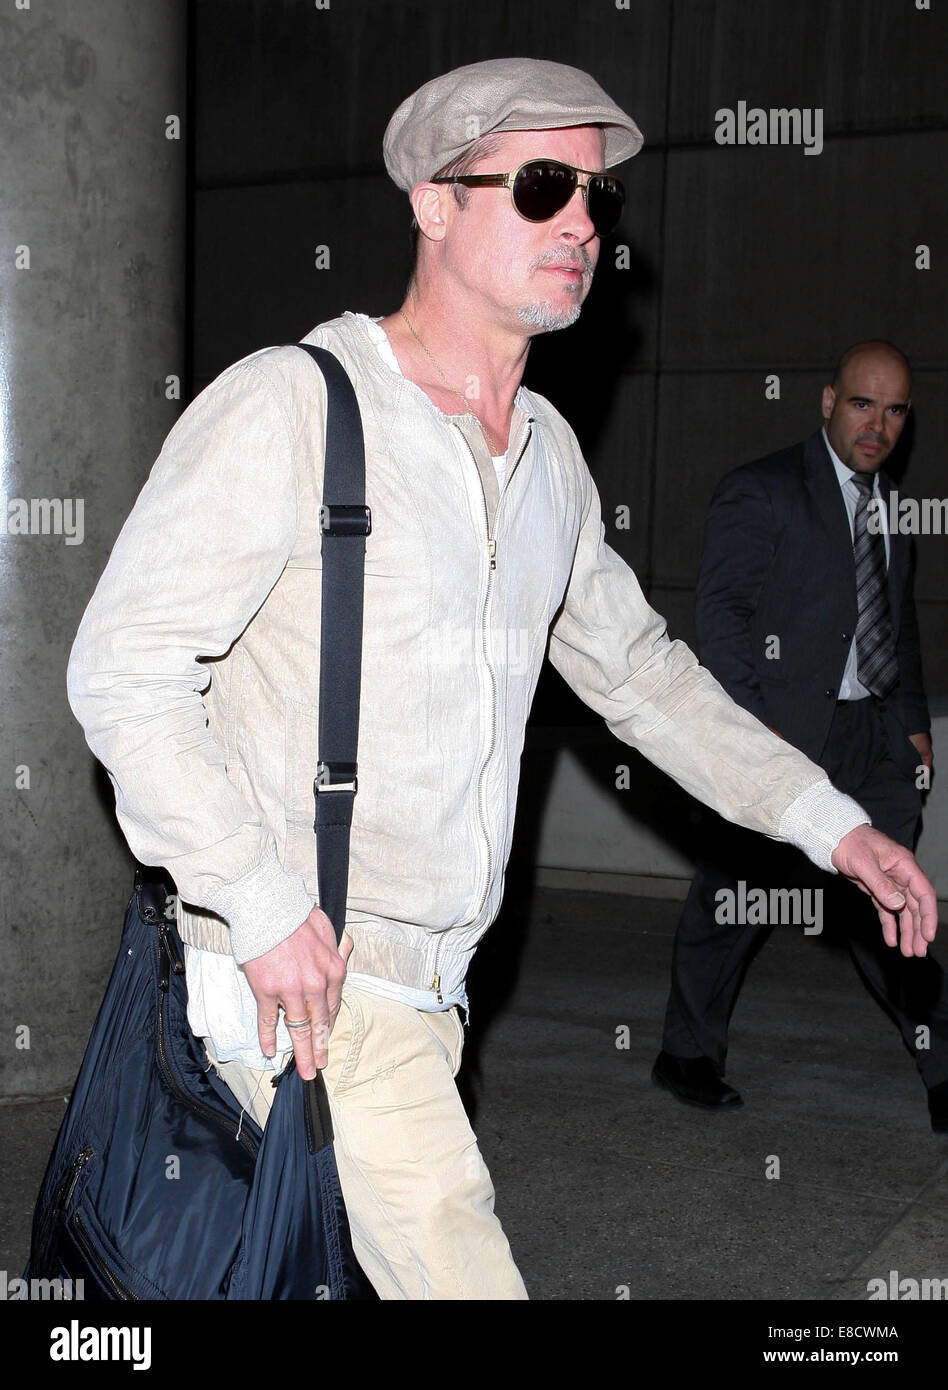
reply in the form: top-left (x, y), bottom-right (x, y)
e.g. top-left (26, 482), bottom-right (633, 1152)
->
top-left (324, 992), bottom-right (366, 1099)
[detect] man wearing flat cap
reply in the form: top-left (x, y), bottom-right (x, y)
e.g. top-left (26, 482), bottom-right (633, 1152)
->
top-left (68, 57), bottom-right (939, 1299)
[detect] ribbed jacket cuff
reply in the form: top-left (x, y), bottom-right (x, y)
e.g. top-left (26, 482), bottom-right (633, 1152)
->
top-left (777, 779), bottom-right (871, 873)
top-left (204, 846), bottom-right (316, 965)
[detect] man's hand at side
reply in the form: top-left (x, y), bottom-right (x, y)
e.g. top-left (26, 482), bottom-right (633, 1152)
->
top-left (831, 825), bottom-right (938, 958)
top-left (909, 730), bottom-right (933, 776)
top-left (242, 906), bottom-right (353, 1078)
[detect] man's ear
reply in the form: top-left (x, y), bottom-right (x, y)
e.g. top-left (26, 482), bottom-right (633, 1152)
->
top-left (410, 183), bottom-right (450, 242)
top-left (821, 385), bottom-right (836, 422)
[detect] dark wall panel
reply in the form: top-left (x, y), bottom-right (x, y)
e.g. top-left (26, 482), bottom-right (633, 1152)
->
top-left (661, 135), bottom-right (947, 368)
top-left (193, 172), bottom-right (407, 383)
top-left (668, 0), bottom-right (948, 142)
top-left (195, 0), bottom-right (671, 185)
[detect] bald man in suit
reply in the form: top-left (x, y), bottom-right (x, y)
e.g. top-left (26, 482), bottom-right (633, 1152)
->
top-left (653, 341), bottom-right (948, 1130)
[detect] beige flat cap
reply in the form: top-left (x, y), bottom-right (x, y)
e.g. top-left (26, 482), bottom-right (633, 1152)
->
top-left (383, 57), bottom-right (644, 192)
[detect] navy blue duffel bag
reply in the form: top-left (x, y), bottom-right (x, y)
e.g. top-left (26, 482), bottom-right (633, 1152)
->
top-left (26, 870), bottom-right (375, 1301)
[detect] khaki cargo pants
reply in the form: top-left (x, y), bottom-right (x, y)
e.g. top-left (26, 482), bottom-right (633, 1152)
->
top-left (204, 987), bottom-right (528, 1300)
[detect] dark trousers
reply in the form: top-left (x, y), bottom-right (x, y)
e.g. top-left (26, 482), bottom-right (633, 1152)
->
top-left (661, 697), bottom-right (948, 1088)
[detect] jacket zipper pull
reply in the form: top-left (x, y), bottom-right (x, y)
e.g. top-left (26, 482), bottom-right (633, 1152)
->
top-left (487, 538), bottom-right (497, 570)
top-left (430, 973), bottom-right (443, 1004)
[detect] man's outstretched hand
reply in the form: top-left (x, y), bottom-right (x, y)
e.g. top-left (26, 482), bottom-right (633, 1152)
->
top-left (831, 825), bottom-right (938, 958)
top-left (243, 906), bottom-right (353, 1079)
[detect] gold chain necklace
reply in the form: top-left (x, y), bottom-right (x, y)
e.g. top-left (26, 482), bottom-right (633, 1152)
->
top-left (398, 308), bottom-right (502, 457)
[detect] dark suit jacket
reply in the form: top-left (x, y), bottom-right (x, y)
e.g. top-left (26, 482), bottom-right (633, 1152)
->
top-left (695, 429), bottom-right (930, 776)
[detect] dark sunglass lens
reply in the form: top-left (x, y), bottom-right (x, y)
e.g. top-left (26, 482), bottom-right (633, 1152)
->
top-left (587, 176), bottom-right (625, 236)
top-left (512, 161), bottom-right (577, 221)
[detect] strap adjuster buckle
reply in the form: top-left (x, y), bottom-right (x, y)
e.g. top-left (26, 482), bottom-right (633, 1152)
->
top-left (319, 504), bottom-right (371, 537)
top-left (314, 761), bottom-right (358, 796)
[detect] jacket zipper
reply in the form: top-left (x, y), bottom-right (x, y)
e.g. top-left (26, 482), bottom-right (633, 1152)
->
top-left (463, 417), bottom-right (533, 930)
top-left (72, 1212), bottom-right (138, 1300)
top-left (472, 470), bottom-right (498, 921)
top-left (432, 429), bottom-right (501, 1002)
top-left (155, 923), bottom-right (259, 1160)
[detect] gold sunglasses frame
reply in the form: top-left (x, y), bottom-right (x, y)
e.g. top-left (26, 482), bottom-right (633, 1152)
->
top-left (431, 159), bottom-right (625, 234)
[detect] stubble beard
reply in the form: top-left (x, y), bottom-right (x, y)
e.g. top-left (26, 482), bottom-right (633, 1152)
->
top-left (516, 247), bottom-right (594, 332)
top-left (516, 299), bottom-right (584, 331)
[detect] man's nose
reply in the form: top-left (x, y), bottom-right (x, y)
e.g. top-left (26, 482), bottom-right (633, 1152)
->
top-left (554, 185), bottom-right (597, 243)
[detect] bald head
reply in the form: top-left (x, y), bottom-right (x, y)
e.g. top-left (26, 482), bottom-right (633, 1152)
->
top-left (822, 340), bottom-right (912, 474)
top-left (831, 339), bottom-right (911, 390)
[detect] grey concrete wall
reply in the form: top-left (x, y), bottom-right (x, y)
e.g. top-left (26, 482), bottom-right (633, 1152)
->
top-left (0, 2), bottom-right (187, 1098)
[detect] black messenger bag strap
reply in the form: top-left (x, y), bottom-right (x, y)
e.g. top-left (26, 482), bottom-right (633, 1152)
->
top-left (294, 344), bottom-right (370, 946)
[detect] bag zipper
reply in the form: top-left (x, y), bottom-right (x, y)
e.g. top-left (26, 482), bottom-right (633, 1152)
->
top-left (62, 1146), bottom-right (95, 1208)
top-left (155, 922), bottom-right (260, 1160)
top-left (35, 1145), bottom-right (95, 1259)
top-left (72, 1212), bottom-right (139, 1301)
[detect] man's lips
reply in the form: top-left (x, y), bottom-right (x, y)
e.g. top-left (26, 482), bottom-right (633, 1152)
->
top-left (856, 439), bottom-right (883, 453)
top-left (540, 264), bottom-right (584, 279)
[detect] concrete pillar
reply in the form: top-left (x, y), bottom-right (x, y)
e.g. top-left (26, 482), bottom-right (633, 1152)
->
top-left (0, 2), bottom-right (187, 1097)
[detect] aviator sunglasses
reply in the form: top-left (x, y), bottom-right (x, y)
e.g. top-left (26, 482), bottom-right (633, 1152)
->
top-left (432, 159), bottom-right (626, 238)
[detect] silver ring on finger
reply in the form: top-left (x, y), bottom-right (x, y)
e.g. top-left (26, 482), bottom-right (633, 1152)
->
top-left (284, 1016), bottom-right (312, 1030)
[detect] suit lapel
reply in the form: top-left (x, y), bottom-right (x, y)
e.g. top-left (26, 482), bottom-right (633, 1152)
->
top-left (803, 430), bottom-right (856, 591)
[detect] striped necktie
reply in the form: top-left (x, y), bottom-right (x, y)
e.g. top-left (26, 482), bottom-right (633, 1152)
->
top-left (850, 471), bottom-right (898, 698)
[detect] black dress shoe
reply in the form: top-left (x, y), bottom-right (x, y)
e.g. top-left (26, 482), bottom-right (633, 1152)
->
top-left (928, 1078), bottom-right (948, 1133)
top-left (651, 1050), bottom-right (743, 1110)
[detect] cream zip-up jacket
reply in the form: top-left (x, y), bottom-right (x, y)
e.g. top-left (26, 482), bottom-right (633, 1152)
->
top-left (67, 312), bottom-right (868, 1016)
